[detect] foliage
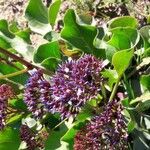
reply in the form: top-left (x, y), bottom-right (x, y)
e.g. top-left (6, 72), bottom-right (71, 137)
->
top-left (0, 0), bottom-right (150, 150)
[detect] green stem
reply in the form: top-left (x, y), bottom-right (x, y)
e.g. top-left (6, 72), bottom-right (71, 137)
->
top-left (127, 58), bottom-right (150, 78)
top-left (52, 118), bottom-right (67, 130)
top-left (101, 82), bottom-right (106, 101)
top-left (0, 47), bottom-right (53, 76)
top-left (123, 74), bottom-right (134, 100)
top-left (109, 75), bottom-right (121, 102)
top-left (0, 68), bottom-right (28, 80)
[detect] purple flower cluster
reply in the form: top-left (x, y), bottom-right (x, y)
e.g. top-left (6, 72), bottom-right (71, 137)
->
top-left (39, 80), bottom-right (51, 112)
top-left (0, 84), bottom-right (14, 98)
top-left (0, 96), bottom-right (7, 130)
top-left (0, 84), bottom-right (14, 130)
top-left (24, 55), bottom-right (104, 119)
top-left (49, 55), bottom-right (104, 119)
top-left (74, 100), bottom-right (128, 150)
top-left (20, 125), bottom-right (43, 150)
top-left (24, 70), bottom-right (51, 118)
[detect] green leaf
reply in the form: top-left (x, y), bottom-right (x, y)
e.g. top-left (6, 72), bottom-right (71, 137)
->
top-left (107, 27), bottom-right (139, 51)
top-left (108, 16), bottom-right (138, 29)
top-left (9, 97), bottom-right (27, 111)
top-left (0, 63), bottom-right (28, 85)
top-left (61, 9), bottom-right (105, 58)
top-left (76, 104), bottom-right (93, 122)
top-left (61, 120), bottom-right (85, 149)
top-left (144, 117), bottom-right (150, 130)
top-left (0, 20), bottom-right (34, 61)
top-left (41, 57), bottom-right (61, 71)
top-left (0, 20), bottom-right (13, 50)
top-left (15, 29), bottom-right (31, 44)
top-left (9, 22), bottom-right (20, 33)
top-left (10, 36), bottom-right (34, 61)
top-left (0, 37), bottom-right (11, 49)
top-left (41, 113), bottom-right (60, 129)
top-left (105, 44), bottom-right (116, 62)
top-left (61, 123), bottom-right (79, 146)
top-left (0, 127), bottom-right (21, 150)
top-left (140, 75), bottom-right (150, 91)
top-left (25, 0), bottom-right (51, 35)
top-left (0, 20), bottom-right (14, 38)
top-left (121, 98), bottom-right (130, 107)
top-left (130, 93), bottom-right (150, 105)
top-left (88, 99), bottom-right (97, 107)
top-left (45, 124), bottom-right (68, 150)
top-left (112, 49), bottom-right (133, 76)
top-left (143, 47), bottom-right (150, 57)
top-left (128, 120), bottom-right (136, 133)
top-left (78, 13), bottom-right (92, 25)
top-left (61, 104), bottom-right (93, 148)
top-left (34, 41), bottom-right (61, 63)
top-left (44, 31), bottom-right (60, 41)
top-left (140, 25), bottom-right (150, 50)
top-left (48, 0), bottom-right (61, 27)
top-left (133, 129), bottom-right (150, 150)
top-left (101, 69), bottom-right (118, 90)
top-left (6, 114), bottom-right (23, 125)
top-left (130, 93), bottom-right (150, 112)
top-left (9, 22), bottom-right (31, 43)
top-left (136, 100), bottom-right (150, 112)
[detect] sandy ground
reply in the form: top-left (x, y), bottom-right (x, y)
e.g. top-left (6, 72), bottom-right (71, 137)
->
top-left (0, 0), bottom-right (48, 47)
top-left (0, 0), bottom-right (28, 28)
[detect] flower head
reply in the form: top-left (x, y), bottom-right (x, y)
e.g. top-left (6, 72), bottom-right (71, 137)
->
top-left (0, 96), bottom-right (7, 130)
top-left (0, 84), bottom-right (14, 98)
top-left (74, 100), bottom-right (128, 150)
top-left (20, 125), bottom-right (37, 150)
top-left (0, 84), bottom-right (14, 130)
top-left (20, 125), bottom-right (44, 150)
top-left (49, 55), bottom-right (104, 119)
top-left (24, 70), bottom-right (51, 118)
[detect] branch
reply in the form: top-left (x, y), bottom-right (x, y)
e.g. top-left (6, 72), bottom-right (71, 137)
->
top-left (0, 47), bottom-right (53, 76)
top-left (109, 76), bottom-right (121, 102)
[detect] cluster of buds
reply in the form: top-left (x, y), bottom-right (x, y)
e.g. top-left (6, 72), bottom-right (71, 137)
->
top-left (24, 55), bottom-right (104, 119)
top-left (0, 84), bottom-right (14, 98)
top-left (0, 96), bottom-right (7, 130)
top-left (20, 125), bottom-right (44, 150)
top-left (74, 100), bottom-right (128, 150)
top-left (0, 84), bottom-right (14, 130)
top-left (24, 70), bottom-right (51, 119)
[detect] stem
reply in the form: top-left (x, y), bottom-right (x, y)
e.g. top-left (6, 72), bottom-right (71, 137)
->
top-left (0, 47), bottom-right (53, 76)
top-left (0, 68), bottom-right (28, 80)
top-left (127, 58), bottom-right (150, 78)
top-left (101, 82), bottom-right (106, 101)
top-left (109, 76), bottom-right (121, 102)
top-left (123, 74), bottom-right (134, 100)
top-left (52, 118), bottom-right (67, 130)
top-left (3, 78), bottom-right (23, 87)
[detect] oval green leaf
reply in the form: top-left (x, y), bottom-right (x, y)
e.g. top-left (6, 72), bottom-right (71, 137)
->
top-left (108, 16), bottom-right (138, 29)
top-left (112, 49), bottom-right (133, 76)
top-left (48, 0), bottom-right (61, 27)
top-left (25, 0), bottom-right (51, 35)
top-left (34, 41), bottom-right (61, 63)
top-left (61, 9), bottom-right (105, 58)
